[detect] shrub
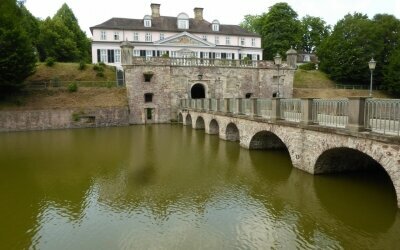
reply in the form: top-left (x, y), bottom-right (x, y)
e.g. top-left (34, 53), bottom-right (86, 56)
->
top-left (67, 82), bottom-right (78, 92)
top-left (96, 72), bottom-right (105, 77)
top-left (93, 64), bottom-right (100, 71)
top-left (78, 61), bottom-right (86, 70)
top-left (45, 57), bottom-right (55, 67)
top-left (299, 62), bottom-right (316, 70)
top-left (99, 61), bottom-right (106, 67)
top-left (161, 53), bottom-right (169, 58)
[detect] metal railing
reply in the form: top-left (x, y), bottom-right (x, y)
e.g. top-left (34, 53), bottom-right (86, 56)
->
top-left (281, 99), bottom-right (302, 122)
top-left (365, 99), bottom-right (400, 135)
top-left (313, 99), bottom-right (348, 128)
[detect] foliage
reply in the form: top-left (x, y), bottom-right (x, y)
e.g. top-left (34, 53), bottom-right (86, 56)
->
top-left (384, 47), bottom-right (400, 96)
top-left (67, 82), bottom-right (78, 92)
top-left (37, 4), bottom-right (90, 62)
top-left (317, 13), bottom-right (383, 84)
top-left (301, 15), bottom-right (330, 53)
top-left (0, 0), bottom-right (36, 92)
top-left (240, 3), bottom-right (302, 60)
top-left (96, 72), bottom-right (105, 77)
top-left (45, 57), bottom-right (55, 67)
top-left (78, 61), bottom-right (86, 70)
top-left (299, 62), bottom-right (316, 71)
top-left (161, 53), bottom-right (169, 58)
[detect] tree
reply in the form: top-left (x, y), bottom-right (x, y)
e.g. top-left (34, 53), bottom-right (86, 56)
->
top-left (0, 0), bottom-right (36, 92)
top-left (240, 3), bottom-right (302, 60)
top-left (317, 13), bottom-right (383, 84)
top-left (301, 15), bottom-right (330, 53)
top-left (384, 47), bottom-right (400, 96)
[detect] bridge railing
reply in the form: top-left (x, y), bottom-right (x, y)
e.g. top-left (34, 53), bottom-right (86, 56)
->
top-left (179, 97), bottom-right (400, 137)
top-left (281, 99), bottom-right (302, 122)
top-left (365, 99), bottom-right (400, 136)
top-left (313, 99), bottom-right (349, 128)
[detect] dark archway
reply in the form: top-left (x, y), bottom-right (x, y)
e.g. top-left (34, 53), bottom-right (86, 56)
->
top-left (195, 116), bottom-right (205, 130)
top-left (178, 113), bottom-right (183, 123)
top-left (185, 114), bottom-right (192, 126)
top-left (191, 83), bottom-right (205, 99)
top-left (315, 147), bottom-right (382, 174)
top-left (209, 119), bottom-right (219, 135)
top-left (226, 123), bottom-right (239, 141)
top-left (249, 131), bottom-right (287, 150)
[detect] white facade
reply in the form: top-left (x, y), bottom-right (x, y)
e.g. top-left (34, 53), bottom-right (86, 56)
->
top-left (90, 4), bottom-right (262, 66)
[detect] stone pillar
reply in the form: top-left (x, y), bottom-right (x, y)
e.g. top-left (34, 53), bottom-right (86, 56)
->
top-left (236, 98), bottom-right (243, 114)
top-left (271, 98), bottom-right (281, 121)
top-left (301, 98), bottom-right (314, 126)
top-left (120, 41), bottom-right (134, 66)
top-left (346, 97), bottom-right (367, 132)
top-left (286, 47), bottom-right (297, 69)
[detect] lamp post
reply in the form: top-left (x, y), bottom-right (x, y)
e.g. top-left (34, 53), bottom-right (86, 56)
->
top-left (368, 58), bottom-right (376, 97)
top-left (274, 53), bottom-right (282, 98)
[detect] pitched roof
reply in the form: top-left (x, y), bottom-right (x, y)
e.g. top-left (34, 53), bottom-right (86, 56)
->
top-left (90, 16), bottom-right (260, 37)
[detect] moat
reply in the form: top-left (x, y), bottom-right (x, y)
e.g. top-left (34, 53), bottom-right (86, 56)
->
top-left (1, 125), bottom-right (399, 249)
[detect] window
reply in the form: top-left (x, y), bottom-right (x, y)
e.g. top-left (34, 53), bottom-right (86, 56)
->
top-left (202, 35), bottom-right (207, 41)
top-left (107, 49), bottom-right (114, 63)
top-left (100, 31), bottom-right (106, 40)
top-left (178, 20), bottom-right (188, 29)
top-left (212, 23), bottom-right (219, 31)
top-left (145, 33), bottom-right (152, 42)
top-left (144, 93), bottom-right (153, 102)
top-left (226, 53), bottom-right (232, 60)
top-left (144, 19), bottom-right (151, 27)
top-left (114, 49), bottom-right (121, 62)
top-left (226, 36), bottom-right (230, 45)
top-left (100, 49), bottom-right (107, 62)
top-left (133, 50), bottom-right (140, 57)
top-left (133, 32), bottom-right (139, 41)
top-left (146, 50), bottom-right (153, 58)
top-left (251, 38), bottom-right (256, 47)
top-left (215, 52), bottom-right (221, 59)
top-left (171, 51), bottom-right (177, 58)
top-left (160, 33), bottom-right (165, 40)
top-left (114, 32), bottom-right (119, 40)
top-left (240, 38), bottom-right (245, 46)
top-left (215, 36), bottom-right (219, 45)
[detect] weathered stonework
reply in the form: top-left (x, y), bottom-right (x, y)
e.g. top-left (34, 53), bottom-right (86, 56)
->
top-left (180, 110), bottom-right (400, 207)
top-left (123, 57), bottom-right (295, 124)
top-left (0, 107), bottom-right (129, 132)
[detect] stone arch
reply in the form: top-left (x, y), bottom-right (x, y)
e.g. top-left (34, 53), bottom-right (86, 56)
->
top-left (249, 131), bottom-right (288, 150)
top-left (314, 147), bottom-right (398, 206)
top-left (185, 114), bottom-right (192, 126)
top-left (178, 113), bottom-right (183, 123)
top-left (225, 122), bottom-right (240, 142)
top-left (195, 116), bottom-right (205, 130)
top-left (191, 83), bottom-right (206, 99)
top-left (209, 119), bottom-right (219, 135)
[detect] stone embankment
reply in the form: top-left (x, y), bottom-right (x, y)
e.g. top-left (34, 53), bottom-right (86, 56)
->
top-left (0, 107), bottom-right (129, 132)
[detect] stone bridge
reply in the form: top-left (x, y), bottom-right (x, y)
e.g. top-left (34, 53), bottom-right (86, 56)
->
top-left (178, 97), bottom-right (400, 207)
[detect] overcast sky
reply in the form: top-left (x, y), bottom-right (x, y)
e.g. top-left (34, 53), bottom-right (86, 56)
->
top-left (25, 0), bottom-right (400, 36)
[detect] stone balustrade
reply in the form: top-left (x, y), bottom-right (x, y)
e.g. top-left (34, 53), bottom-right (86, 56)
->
top-left (180, 97), bottom-right (400, 137)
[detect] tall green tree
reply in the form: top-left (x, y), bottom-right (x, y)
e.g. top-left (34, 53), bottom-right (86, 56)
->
top-left (240, 2), bottom-right (302, 59)
top-left (317, 13), bottom-right (383, 84)
top-left (301, 15), bottom-right (330, 53)
top-left (0, 0), bottom-right (36, 92)
top-left (384, 47), bottom-right (400, 96)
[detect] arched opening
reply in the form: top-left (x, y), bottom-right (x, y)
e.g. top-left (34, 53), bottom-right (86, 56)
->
top-left (191, 83), bottom-right (205, 99)
top-left (185, 114), bottom-right (192, 126)
top-left (195, 116), bottom-right (205, 130)
top-left (178, 113), bottom-right (183, 123)
top-left (209, 119), bottom-right (219, 135)
top-left (314, 147), bottom-right (397, 232)
top-left (249, 131), bottom-right (287, 150)
top-left (226, 123), bottom-right (239, 142)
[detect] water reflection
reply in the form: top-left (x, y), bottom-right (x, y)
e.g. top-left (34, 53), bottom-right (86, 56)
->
top-left (0, 125), bottom-right (399, 249)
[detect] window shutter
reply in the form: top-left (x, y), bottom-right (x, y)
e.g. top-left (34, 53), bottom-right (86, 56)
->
top-left (257, 55), bottom-right (260, 60)
top-left (232, 54), bottom-right (235, 60)
top-left (200, 52), bottom-right (204, 58)
top-left (153, 50), bottom-right (156, 57)
top-left (140, 50), bottom-right (146, 57)
top-left (97, 49), bottom-right (100, 62)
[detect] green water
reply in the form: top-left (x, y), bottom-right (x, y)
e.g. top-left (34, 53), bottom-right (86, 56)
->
top-left (0, 125), bottom-right (399, 249)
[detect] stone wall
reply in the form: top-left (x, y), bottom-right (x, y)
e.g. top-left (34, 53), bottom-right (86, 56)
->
top-left (124, 59), bottom-right (295, 124)
top-left (0, 107), bottom-right (129, 132)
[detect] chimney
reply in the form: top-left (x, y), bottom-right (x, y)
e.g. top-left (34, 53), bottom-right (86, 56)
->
top-left (194, 7), bottom-right (203, 21)
top-left (151, 3), bottom-right (160, 18)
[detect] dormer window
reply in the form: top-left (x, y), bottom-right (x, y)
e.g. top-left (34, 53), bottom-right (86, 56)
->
top-left (212, 20), bottom-right (220, 32)
top-left (144, 15), bottom-right (152, 27)
top-left (177, 13), bottom-right (189, 29)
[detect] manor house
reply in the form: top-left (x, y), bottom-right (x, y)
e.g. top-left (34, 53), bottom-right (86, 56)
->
top-left (90, 3), bottom-right (263, 66)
